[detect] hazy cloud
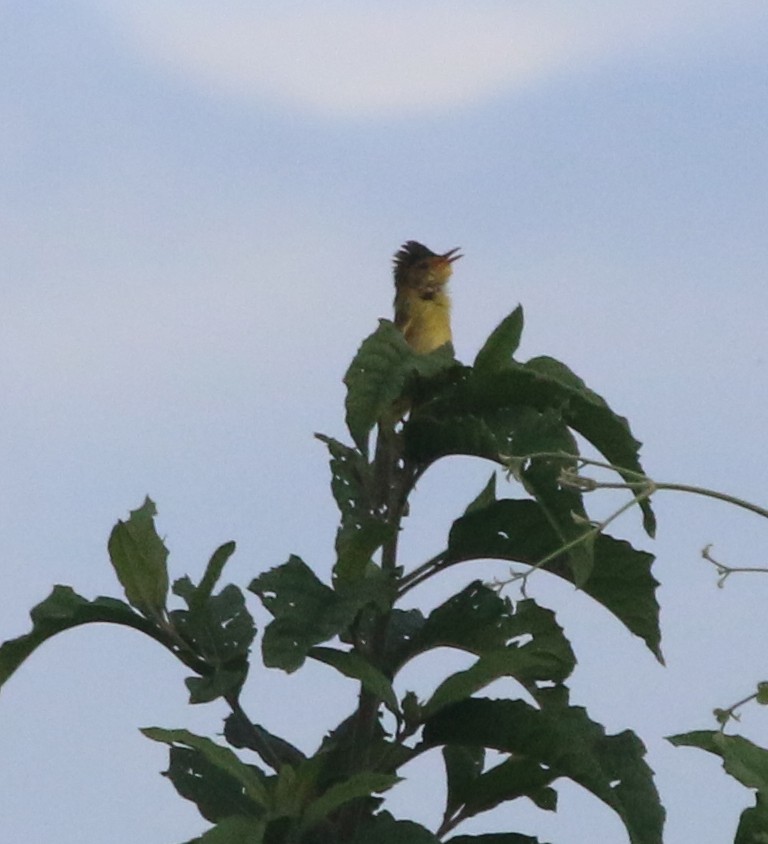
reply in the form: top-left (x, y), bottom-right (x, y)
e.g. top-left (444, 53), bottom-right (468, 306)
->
top-left (87, 1), bottom-right (764, 117)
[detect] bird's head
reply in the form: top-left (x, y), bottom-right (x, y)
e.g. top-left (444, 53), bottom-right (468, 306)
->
top-left (393, 241), bottom-right (462, 292)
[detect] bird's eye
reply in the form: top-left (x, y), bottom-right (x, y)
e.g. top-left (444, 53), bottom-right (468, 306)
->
top-left (416, 261), bottom-right (430, 270)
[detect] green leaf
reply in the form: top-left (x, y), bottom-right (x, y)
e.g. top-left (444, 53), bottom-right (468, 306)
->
top-left (443, 744), bottom-right (485, 817)
top-left (522, 356), bottom-right (656, 538)
top-left (249, 556), bottom-right (384, 672)
top-left (445, 500), bottom-right (662, 661)
top-left (669, 731), bottom-right (768, 843)
top-left (315, 434), bottom-right (373, 523)
top-left (404, 411), bottom-right (499, 465)
top-left (349, 811), bottom-right (440, 844)
top-left (393, 583), bottom-right (575, 684)
top-left (302, 771), bottom-right (400, 829)
top-left (447, 834), bottom-right (550, 844)
top-left (170, 580), bottom-right (255, 703)
top-left (521, 456), bottom-right (593, 587)
top-left (0, 586), bottom-right (158, 692)
top-left (736, 791), bottom-right (768, 844)
top-left (463, 473), bottom-right (498, 516)
top-left (107, 497), bottom-right (169, 617)
top-left (405, 387), bottom-right (576, 471)
top-left (224, 714), bottom-right (307, 769)
top-left (424, 696), bottom-right (664, 844)
top-left (309, 646), bottom-right (400, 716)
top-left (456, 753), bottom-right (558, 817)
top-left (315, 434), bottom-right (396, 582)
top-left (668, 731), bottom-right (768, 791)
top-left (182, 815), bottom-right (265, 844)
top-left (142, 727), bottom-right (269, 808)
top-left (164, 745), bottom-right (264, 824)
top-left (422, 650), bottom-right (545, 719)
top-left (344, 320), bottom-right (455, 454)
top-left (192, 542), bottom-right (237, 610)
top-left (334, 519), bottom-right (394, 583)
top-left (473, 306), bottom-right (525, 372)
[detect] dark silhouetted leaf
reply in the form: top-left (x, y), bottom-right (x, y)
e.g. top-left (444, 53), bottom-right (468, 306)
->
top-left (344, 320), bottom-right (455, 454)
top-left (395, 583), bottom-right (573, 681)
top-left (250, 556), bottom-right (386, 672)
top-left (424, 696), bottom-right (664, 844)
top-left (315, 434), bottom-right (394, 582)
top-left (463, 473), bottom-right (498, 516)
top-left (447, 834), bottom-right (549, 844)
top-left (668, 731), bottom-right (768, 790)
top-left (443, 744), bottom-right (485, 817)
top-left (669, 731), bottom-right (768, 844)
top-left (193, 542), bottom-right (237, 610)
top-left (107, 497), bottom-right (169, 617)
top-left (164, 745), bottom-right (264, 823)
top-left (522, 356), bottom-right (656, 538)
top-left (309, 646), bottom-right (399, 716)
top-left (349, 811), bottom-right (440, 843)
top-left (446, 500), bottom-right (662, 661)
top-left (171, 579), bottom-right (255, 703)
top-left (143, 727), bottom-right (268, 808)
top-left (303, 771), bottom-right (400, 829)
top-left (182, 815), bottom-right (266, 843)
top-left (473, 306), bottom-right (525, 373)
top-left (0, 586), bottom-right (158, 692)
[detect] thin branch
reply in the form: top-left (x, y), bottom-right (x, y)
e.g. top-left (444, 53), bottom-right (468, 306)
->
top-left (702, 544), bottom-right (768, 587)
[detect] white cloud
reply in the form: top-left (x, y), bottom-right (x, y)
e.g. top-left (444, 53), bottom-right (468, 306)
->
top-left (84, 1), bottom-right (766, 117)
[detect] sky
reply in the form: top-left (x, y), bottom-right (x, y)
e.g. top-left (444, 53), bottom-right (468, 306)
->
top-left (1, 1), bottom-right (768, 842)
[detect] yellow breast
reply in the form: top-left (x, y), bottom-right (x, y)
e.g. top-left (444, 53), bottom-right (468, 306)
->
top-left (396, 288), bottom-right (452, 354)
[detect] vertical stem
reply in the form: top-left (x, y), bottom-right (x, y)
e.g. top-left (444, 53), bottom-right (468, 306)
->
top-left (341, 420), bottom-right (410, 839)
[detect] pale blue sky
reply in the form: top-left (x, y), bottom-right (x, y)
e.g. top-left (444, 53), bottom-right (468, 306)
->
top-left (2, 3), bottom-right (768, 842)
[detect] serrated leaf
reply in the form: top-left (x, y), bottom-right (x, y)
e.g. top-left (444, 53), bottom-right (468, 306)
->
top-left (422, 650), bottom-right (547, 719)
top-left (344, 320), bottom-right (455, 454)
top-left (309, 646), bottom-right (400, 716)
top-left (463, 473), bottom-right (498, 516)
top-left (668, 731), bottom-right (768, 791)
top-left (669, 731), bottom-right (768, 843)
top-left (447, 834), bottom-right (550, 844)
top-left (182, 815), bottom-right (266, 844)
top-left (0, 586), bottom-right (157, 692)
top-left (405, 412), bottom-right (499, 464)
top-left (164, 745), bottom-right (264, 824)
top-left (473, 306), bottom-right (525, 372)
top-left (404, 389), bottom-right (575, 471)
top-left (735, 791), bottom-right (768, 844)
top-left (314, 435), bottom-right (395, 582)
top-left (443, 744), bottom-right (485, 817)
top-left (107, 497), bottom-right (169, 617)
top-left (224, 713), bottom-right (307, 770)
top-left (521, 456), bottom-right (593, 587)
top-left (451, 753), bottom-right (558, 820)
top-left (522, 356), bottom-right (656, 538)
top-left (142, 727), bottom-right (268, 808)
top-left (446, 500), bottom-right (662, 661)
top-left (192, 542), bottom-right (237, 610)
top-left (394, 583), bottom-right (574, 680)
top-left (171, 581), bottom-right (255, 703)
top-left (303, 771), bottom-right (400, 829)
top-left (249, 556), bottom-right (385, 672)
top-left (334, 518), bottom-right (395, 583)
top-left (424, 696), bottom-right (664, 844)
top-left (349, 811), bottom-right (440, 844)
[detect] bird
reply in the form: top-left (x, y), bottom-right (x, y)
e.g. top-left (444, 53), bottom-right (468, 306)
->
top-left (393, 241), bottom-right (462, 354)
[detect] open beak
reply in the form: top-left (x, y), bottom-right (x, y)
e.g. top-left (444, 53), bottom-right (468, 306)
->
top-left (440, 247), bottom-right (463, 264)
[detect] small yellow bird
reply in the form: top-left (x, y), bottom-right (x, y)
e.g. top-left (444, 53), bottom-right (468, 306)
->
top-left (393, 241), bottom-right (462, 354)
